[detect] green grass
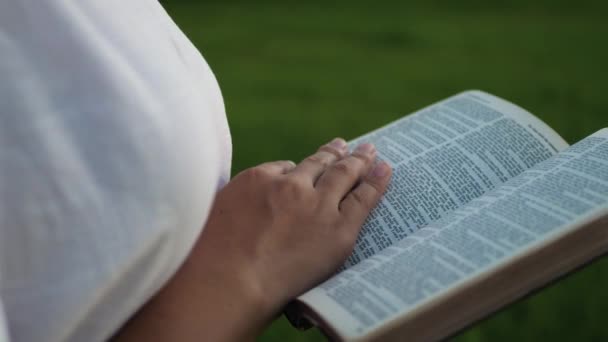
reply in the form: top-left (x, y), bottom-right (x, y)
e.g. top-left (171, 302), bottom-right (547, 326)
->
top-left (162, 1), bottom-right (608, 340)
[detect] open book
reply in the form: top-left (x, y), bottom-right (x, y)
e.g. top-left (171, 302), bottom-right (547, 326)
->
top-left (286, 90), bottom-right (608, 341)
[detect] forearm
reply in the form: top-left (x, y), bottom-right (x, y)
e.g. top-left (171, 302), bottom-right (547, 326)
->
top-left (112, 231), bottom-right (273, 342)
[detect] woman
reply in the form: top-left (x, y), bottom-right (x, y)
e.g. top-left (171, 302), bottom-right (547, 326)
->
top-left (0, 1), bottom-right (392, 341)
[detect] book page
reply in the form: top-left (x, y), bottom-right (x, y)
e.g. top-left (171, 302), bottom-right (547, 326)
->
top-left (299, 129), bottom-right (608, 340)
top-left (343, 90), bottom-right (568, 268)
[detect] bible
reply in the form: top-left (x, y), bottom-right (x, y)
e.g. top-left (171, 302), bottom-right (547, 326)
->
top-left (285, 90), bottom-right (608, 341)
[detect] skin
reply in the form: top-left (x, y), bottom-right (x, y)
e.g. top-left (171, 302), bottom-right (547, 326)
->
top-left (113, 138), bottom-right (392, 341)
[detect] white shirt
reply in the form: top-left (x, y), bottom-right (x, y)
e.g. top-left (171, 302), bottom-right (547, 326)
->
top-left (0, 1), bottom-right (231, 341)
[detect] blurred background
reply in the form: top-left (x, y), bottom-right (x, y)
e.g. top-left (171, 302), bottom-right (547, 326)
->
top-left (161, 0), bottom-right (608, 340)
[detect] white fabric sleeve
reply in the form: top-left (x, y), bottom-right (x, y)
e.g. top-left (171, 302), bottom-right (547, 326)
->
top-left (0, 1), bottom-right (231, 341)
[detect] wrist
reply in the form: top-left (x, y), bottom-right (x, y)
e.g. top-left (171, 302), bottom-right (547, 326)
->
top-left (179, 230), bottom-right (280, 338)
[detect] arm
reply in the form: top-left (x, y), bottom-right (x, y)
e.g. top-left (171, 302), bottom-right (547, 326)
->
top-left (112, 138), bottom-right (392, 341)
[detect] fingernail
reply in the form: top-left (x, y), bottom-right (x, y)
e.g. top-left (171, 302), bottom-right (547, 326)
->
top-left (372, 162), bottom-right (390, 178)
top-left (329, 138), bottom-right (347, 150)
top-left (355, 143), bottom-right (375, 155)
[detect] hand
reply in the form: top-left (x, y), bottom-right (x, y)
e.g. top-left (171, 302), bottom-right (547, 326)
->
top-left (114, 138), bottom-right (392, 341)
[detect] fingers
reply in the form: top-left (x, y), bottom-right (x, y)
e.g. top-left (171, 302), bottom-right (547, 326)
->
top-left (257, 160), bottom-right (297, 175)
top-left (291, 138), bottom-right (348, 183)
top-left (315, 143), bottom-right (377, 201)
top-left (340, 161), bottom-right (392, 224)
